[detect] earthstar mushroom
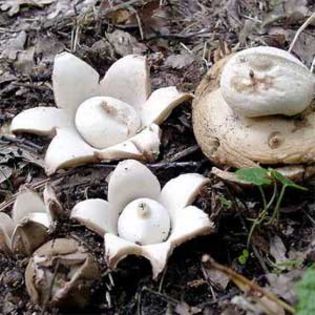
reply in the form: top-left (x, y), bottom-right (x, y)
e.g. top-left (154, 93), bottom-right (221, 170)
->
top-left (11, 53), bottom-right (191, 174)
top-left (70, 159), bottom-right (214, 278)
top-left (192, 46), bottom-right (315, 177)
top-left (0, 185), bottom-right (61, 255)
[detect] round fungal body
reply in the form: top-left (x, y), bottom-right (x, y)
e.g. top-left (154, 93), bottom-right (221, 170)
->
top-left (220, 46), bottom-right (315, 117)
top-left (192, 46), bottom-right (315, 172)
top-left (118, 198), bottom-right (171, 245)
top-left (75, 96), bottom-right (141, 149)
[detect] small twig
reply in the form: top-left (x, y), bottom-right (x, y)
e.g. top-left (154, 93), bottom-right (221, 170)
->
top-left (100, 0), bottom-right (152, 16)
top-left (252, 245), bottom-right (270, 275)
top-left (106, 291), bottom-right (112, 308)
top-left (147, 29), bottom-right (212, 41)
top-left (168, 145), bottom-right (200, 162)
top-left (141, 286), bottom-right (179, 305)
top-left (202, 255), bottom-right (295, 314)
top-left (72, 24), bottom-right (81, 53)
top-left (136, 291), bottom-right (143, 315)
top-left (268, 184), bottom-right (287, 224)
top-left (288, 12), bottom-right (315, 54)
top-left (197, 291), bottom-right (238, 308)
top-left (150, 161), bottom-right (201, 169)
top-left (179, 42), bottom-right (193, 54)
top-left (0, 160), bottom-right (200, 212)
top-left (128, 5), bottom-right (144, 40)
top-left (310, 56), bottom-right (315, 73)
top-left (91, 161), bottom-right (201, 170)
top-left (200, 263), bottom-right (217, 300)
top-left (11, 82), bottom-right (50, 91)
top-left (302, 208), bottom-right (315, 226)
top-left (40, 260), bottom-right (60, 315)
top-left (0, 169), bottom-right (76, 212)
top-left (0, 135), bottom-right (44, 152)
top-left (158, 265), bottom-right (167, 292)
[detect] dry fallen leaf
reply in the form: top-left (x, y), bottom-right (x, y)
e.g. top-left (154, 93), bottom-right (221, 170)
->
top-left (175, 301), bottom-right (201, 315)
top-left (1, 31), bottom-right (27, 60)
top-left (266, 270), bottom-right (302, 304)
top-left (100, 0), bottom-right (170, 38)
top-left (0, 0), bottom-right (56, 16)
top-left (106, 30), bottom-right (147, 57)
top-left (0, 71), bottom-right (16, 85)
top-left (165, 53), bottom-right (195, 70)
top-left (204, 266), bottom-right (230, 290)
top-left (47, 0), bottom-right (96, 20)
top-left (284, 0), bottom-right (310, 23)
top-left (263, 0), bottom-right (311, 27)
top-left (290, 31), bottom-right (315, 67)
top-left (202, 255), bottom-right (295, 315)
top-left (35, 36), bottom-right (65, 64)
top-left (15, 46), bottom-right (35, 75)
top-left (0, 145), bottom-right (44, 168)
top-left (269, 235), bottom-right (288, 265)
top-left (0, 166), bottom-right (13, 184)
top-left (231, 295), bottom-right (285, 315)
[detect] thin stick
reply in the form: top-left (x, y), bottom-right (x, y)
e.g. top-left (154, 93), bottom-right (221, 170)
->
top-left (0, 161), bottom-right (200, 212)
top-left (202, 255), bottom-right (295, 314)
top-left (141, 286), bottom-right (179, 305)
top-left (91, 161), bottom-right (201, 169)
top-left (288, 12), bottom-right (315, 53)
top-left (0, 135), bottom-right (43, 151)
top-left (0, 169), bottom-right (76, 212)
top-left (40, 260), bottom-right (60, 315)
top-left (310, 55), bottom-right (315, 73)
top-left (168, 145), bottom-right (200, 162)
top-left (100, 0), bottom-right (151, 16)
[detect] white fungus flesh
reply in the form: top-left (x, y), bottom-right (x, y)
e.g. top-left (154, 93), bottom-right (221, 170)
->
top-left (118, 198), bottom-right (171, 245)
top-left (75, 96), bottom-right (141, 149)
top-left (220, 46), bottom-right (315, 117)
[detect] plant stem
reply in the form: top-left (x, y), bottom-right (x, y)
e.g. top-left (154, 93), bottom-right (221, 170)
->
top-left (258, 185), bottom-right (267, 210)
top-left (269, 185), bottom-right (287, 224)
top-left (247, 208), bottom-right (268, 247)
top-left (247, 184), bottom-right (273, 247)
top-left (266, 182), bottom-right (277, 210)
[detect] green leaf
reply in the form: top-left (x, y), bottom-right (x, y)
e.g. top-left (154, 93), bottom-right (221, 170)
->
top-left (219, 196), bottom-right (232, 209)
top-left (238, 249), bottom-right (249, 265)
top-left (235, 167), bottom-right (272, 186)
top-left (296, 266), bottom-right (315, 315)
top-left (269, 169), bottom-right (307, 191)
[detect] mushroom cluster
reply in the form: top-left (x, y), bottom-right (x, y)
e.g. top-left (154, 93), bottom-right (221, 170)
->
top-left (192, 46), bottom-right (315, 179)
top-left (71, 159), bottom-right (214, 278)
top-left (11, 53), bottom-right (190, 174)
top-left (0, 185), bottom-right (61, 255)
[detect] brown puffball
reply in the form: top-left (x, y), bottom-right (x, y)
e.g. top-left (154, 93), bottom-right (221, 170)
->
top-left (192, 53), bottom-right (315, 180)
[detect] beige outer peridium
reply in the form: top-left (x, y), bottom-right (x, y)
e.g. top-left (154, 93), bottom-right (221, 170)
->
top-left (192, 55), bottom-right (315, 175)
